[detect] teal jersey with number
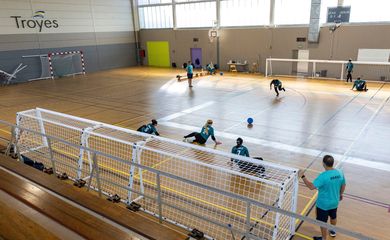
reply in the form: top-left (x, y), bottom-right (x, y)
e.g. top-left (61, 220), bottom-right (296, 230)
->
top-left (313, 169), bottom-right (346, 210)
top-left (353, 79), bottom-right (365, 90)
top-left (200, 126), bottom-right (214, 140)
top-left (187, 64), bottom-right (193, 74)
top-left (231, 145), bottom-right (250, 157)
top-left (271, 79), bottom-right (281, 87)
top-left (346, 62), bottom-right (354, 71)
top-left (142, 123), bottom-right (158, 135)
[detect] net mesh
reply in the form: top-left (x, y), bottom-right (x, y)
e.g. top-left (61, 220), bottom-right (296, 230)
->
top-left (51, 53), bottom-right (83, 77)
top-left (16, 108), bottom-right (298, 240)
top-left (266, 58), bottom-right (390, 81)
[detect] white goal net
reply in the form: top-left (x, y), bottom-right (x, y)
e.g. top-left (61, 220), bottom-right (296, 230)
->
top-left (15, 108), bottom-right (299, 240)
top-left (266, 58), bottom-right (390, 81)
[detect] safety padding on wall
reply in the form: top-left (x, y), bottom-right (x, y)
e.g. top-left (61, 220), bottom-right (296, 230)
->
top-left (146, 41), bottom-right (170, 67)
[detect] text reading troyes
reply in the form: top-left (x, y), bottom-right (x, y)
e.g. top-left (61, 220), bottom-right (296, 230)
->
top-left (10, 15), bottom-right (59, 32)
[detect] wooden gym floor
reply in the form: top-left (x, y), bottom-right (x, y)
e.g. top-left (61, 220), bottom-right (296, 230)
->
top-left (0, 67), bottom-right (389, 240)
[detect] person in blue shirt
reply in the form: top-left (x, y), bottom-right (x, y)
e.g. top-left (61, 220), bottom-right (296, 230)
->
top-left (231, 138), bottom-right (265, 177)
top-left (346, 59), bottom-right (354, 82)
top-left (351, 77), bottom-right (368, 91)
top-left (301, 155), bottom-right (346, 240)
top-left (186, 61), bottom-right (194, 88)
top-left (270, 79), bottom-right (286, 97)
top-left (137, 119), bottom-right (160, 136)
top-left (183, 119), bottom-right (221, 145)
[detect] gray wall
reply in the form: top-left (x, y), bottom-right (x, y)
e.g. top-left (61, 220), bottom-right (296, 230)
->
top-left (139, 24), bottom-right (390, 79)
top-left (0, 0), bottom-right (137, 82)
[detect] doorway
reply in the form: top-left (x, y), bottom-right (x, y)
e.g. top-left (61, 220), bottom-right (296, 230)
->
top-left (191, 48), bottom-right (202, 68)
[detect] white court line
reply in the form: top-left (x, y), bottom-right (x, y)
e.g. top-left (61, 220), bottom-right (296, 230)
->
top-left (158, 101), bottom-right (215, 122)
top-left (159, 121), bottom-right (390, 173)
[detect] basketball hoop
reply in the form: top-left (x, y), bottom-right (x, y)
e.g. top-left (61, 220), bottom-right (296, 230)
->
top-left (208, 20), bottom-right (219, 43)
top-left (208, 29), bottom-right (218, 43)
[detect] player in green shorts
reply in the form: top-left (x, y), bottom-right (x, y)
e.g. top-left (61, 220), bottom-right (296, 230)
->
top-left (270, 79), bottom-right (286, 97)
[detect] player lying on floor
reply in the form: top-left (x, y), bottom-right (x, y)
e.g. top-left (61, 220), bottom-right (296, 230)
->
top-left (137, 119), bottom-right (160, 136)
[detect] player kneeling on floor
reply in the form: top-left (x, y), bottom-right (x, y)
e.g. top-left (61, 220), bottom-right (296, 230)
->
top-left (351, 77), bottom-right (368, 91)
top-left (206, 63), bottom-right (216, 75)
top-left (231, 138), bottom-right (265, 177)
top-left (137, 119), bottom-right (160, 136)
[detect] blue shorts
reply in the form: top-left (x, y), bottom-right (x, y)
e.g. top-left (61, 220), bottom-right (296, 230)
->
top-left (187, 73), bottom-right (193, 79)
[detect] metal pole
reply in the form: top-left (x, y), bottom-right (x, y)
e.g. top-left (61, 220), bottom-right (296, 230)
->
top-left (272, 186), bottom-right (286, 240)
top-left (245, 201), bottom-right (252, 239)
top-left (127, 144), bottom-right (138, 204)
top-left (93, 153), bottom-right (102, 197)
top-left (5, 126), bottom-right (15, 156)
top-left (46, 138), bottom-right (57, 177)
top-left (156, 173), bottom-right (163, 223)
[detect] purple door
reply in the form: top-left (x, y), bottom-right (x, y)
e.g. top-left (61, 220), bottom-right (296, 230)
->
top-left (191, 48), bottom-right (202, 68)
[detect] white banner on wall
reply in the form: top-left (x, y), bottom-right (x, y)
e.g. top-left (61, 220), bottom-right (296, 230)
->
top-left (357, 49), bottom-right (390, 62)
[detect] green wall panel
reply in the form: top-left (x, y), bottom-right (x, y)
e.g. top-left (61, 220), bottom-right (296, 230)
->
top-left (147, 41), bottom-right (170, 67)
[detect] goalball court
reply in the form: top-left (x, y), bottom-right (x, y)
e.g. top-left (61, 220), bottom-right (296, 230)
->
top-left (0, 68), bottom-right (389, 240)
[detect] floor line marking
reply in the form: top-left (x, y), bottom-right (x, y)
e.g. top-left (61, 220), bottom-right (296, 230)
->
top-left (158, 101), bottom-right (215, 122)
top-left (159, 121), bottom-right (390, 172)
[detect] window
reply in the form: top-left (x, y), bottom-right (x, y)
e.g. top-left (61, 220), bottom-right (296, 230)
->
top-left (138, 0), bottom-right (171, 5)
top-left (343, 0), bottom-right (390, 22)
top-left (139, 5), bottom-right (173, 28)
top-left (176, 1), bottom-right (216, 28)
top-left (274, 0), bottom-right (311, 25)
top-left (220, 0), bottom-right (270, 26)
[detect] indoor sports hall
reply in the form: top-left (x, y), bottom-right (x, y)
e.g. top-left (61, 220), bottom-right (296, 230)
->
top-left (0, 1), bottom-right (389, 240)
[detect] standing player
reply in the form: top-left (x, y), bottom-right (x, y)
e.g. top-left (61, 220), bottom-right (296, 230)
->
top-left (231, 138), bottom-right (265, 177)
top-left (301, 155), bottom-right (346, 240)
top-left (186, 61), bottom-right (194, 88)
top-left (346, 59), bottom-right (354, 82)
top-left (183, 119), bottom-right (221, 145)
top-left (351, 77), bottom-right (368, 91)
top-left (137, 119), bottom-right (160, 136)
top-left (270, 79), bottom-right (286, 97)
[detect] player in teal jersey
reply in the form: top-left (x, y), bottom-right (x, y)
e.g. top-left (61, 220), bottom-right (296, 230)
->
top-left (351, 77), bottom-right (368, 91)
top-left (346, 59), bottom-right (354, 82)
top-left (183, 119), bottom-right (221, 145)
top-left (231, 138), bottom-right (265, 176)
top-left (301, 155), bottom-right (346, 240)
top-left (270, 79), bottom-right (286, 96)
top-left (186, 61), bottom-right (194, 87)
top-left (206, 63), bottom-right (216, 75)
top-left (137, 119), bottom-right (160, 136)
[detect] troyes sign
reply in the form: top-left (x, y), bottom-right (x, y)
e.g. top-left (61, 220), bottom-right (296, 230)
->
top-left (10, 11), bottom-right (59, 32)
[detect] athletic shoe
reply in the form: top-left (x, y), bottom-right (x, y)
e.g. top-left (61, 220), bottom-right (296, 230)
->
top-left (313, 237), bottom-right (322, 240)
top-left (329, 230), bottom-right (336, 237)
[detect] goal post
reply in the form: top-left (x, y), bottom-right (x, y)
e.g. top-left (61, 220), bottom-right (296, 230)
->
top-left (48, 51), bottom-right (86, 79)
top-left (266, 58), bottom-right (390, 81)
top-left (15, 108), bottom-right (299, 240)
